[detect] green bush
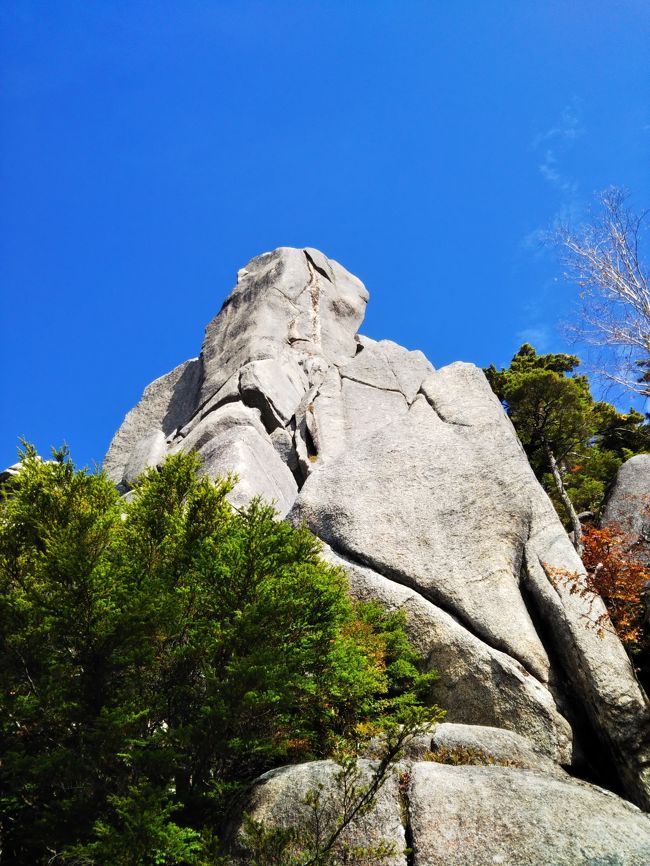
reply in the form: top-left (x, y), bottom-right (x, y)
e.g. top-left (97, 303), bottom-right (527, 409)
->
top-left (0, 446), bottom-right (438, 865)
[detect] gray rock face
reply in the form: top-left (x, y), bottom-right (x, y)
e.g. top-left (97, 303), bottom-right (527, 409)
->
top-left (104, 357), bottom-right (202, 488)
top-left (408, 763), bottom-right (650, 866)
top-left (602, 453), bottom-right (650, 558)
top-left (428, 722), bottom-right (567, 775)
top-left (230, 760), bottom-right (406, 866)
top-left (199, 247), bottom-right (368, 405)
top-left (170, 403), bottom-right (298, 516)
top-left (321, 546), bottom-right (572, 764)
top-left (295, 389), bottom-right (551, 682)
top-left (291, 365), bottom-right (650, 809)
top-left (104, 247), bottom-right (650, 811)
top-left (230, 759), bottom-right (650, 866)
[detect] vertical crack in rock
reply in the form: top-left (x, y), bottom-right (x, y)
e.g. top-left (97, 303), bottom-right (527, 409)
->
top-left (522, 545), bottom-right (650, 806)
top-left (399, 768), bottom-right (415, 866)
top-left (304, 251), bottom-right (322, 347)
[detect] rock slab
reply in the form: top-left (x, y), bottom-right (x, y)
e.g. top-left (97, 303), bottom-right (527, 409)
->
top-left (602, 453), bottom-right (650, 560)
top-left (230, 758), bottom-right (650, 866)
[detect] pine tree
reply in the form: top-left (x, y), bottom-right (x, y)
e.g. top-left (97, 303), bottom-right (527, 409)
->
top-left (0, 446), bottom-right (439, 865)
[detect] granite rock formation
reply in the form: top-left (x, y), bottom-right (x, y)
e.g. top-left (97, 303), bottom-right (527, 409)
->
top-left (602, 453), bottom-right (650, 561)
top-left (105, 247), bottom-right (650, 848)
top-left (230, 758), bottom-right (650, 866)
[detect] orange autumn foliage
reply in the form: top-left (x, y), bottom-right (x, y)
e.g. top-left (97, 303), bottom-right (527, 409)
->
top-left (581, 525), bottom-right (650, 654)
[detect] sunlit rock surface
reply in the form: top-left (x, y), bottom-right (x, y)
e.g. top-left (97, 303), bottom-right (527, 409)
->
top-left (106, 247), bottom-right (650, 817)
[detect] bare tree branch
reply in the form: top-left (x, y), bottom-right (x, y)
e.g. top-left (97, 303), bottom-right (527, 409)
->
top-left (554, 188), bottom-right (650, 397)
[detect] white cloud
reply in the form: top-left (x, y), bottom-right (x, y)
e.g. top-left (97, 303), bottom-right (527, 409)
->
top-left (532, 103), bottom-right (584, 149)
top-left (532, 100), bottom-right (584, 195)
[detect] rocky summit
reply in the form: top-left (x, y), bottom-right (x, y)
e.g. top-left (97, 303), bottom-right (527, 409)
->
top-left (106, 247), bottom-right (650, 861)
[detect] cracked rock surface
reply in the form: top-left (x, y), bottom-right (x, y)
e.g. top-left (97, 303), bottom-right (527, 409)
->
top-left (228, 759), bottom-right (650, 866)
top-left (105, 247), bottom-right (650, 823)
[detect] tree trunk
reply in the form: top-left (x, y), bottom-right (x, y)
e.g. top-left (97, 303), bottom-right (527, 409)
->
top-left (544, 440), bottom-right (584, 558)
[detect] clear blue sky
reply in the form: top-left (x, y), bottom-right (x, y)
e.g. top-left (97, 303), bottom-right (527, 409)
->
top-left (2, 1), bottom-right (649, 469)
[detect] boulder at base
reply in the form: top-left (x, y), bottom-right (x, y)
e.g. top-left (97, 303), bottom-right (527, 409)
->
top-left (229, 758), bottom-right (650, 866)
top-left (602, 453), bottom-right (650, 560)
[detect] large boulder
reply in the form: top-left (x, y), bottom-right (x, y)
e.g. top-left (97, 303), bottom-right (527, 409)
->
top-left (408, 762), bottom-right (650, 866)
top-left (229, 758), bottom-right (650, 866)
top-left (104, 247), bottom-right (650, 810)
top-left (229, 760), bottom-right (407, 866)
top-left (427, 722), bottom-right (566, 775)
top-left (602, 453), bottom-right (650, 559)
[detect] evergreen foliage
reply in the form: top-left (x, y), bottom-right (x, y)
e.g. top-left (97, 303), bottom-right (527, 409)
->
top-left (0, 447), bottom-right (438, 865)
top-left (486, 345), bottom-right (650, 680)
top-left (485, 344), bottom-right (650, 519)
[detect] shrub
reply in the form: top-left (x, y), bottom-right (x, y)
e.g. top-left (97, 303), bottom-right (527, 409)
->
top-left (0, 446), bottom-right (439, 865)
top-left (581, 525), bottom-right (650, 667)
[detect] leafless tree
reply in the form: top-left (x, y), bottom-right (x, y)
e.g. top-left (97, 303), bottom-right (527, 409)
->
top-left (555, 188), bottom-right (650, 397)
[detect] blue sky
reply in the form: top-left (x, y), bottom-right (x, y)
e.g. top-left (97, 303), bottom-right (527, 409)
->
top-left (2, 1), bottom-right (649, 469)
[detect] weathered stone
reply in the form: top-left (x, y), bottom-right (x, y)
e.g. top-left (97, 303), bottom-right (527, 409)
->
top-left (177, 370), bottom-right (242, 440)
top-left (292, 391), bottom-right (551, 682)
top-left (199, 248), bottom-right (368, 404)
top-left (122, 429), bottom-right (167, 486)
top-left (602, 453), bottom-right (650, 557)
top-left (523, 543), bottom-right (650, 810)
top-left (229, 759), bottom-right (650, 865)
top-left (340, 338), bottom-right (433, 403)
top-left (419, 361), bottom-right (513, 428)
top-left (296, 367), bottom-right (409, 465)
top-left (321, 546), bottom-right (572, 763)
top-left (229, 760), bottom-right (406, 866)
top-left (298, 339), bottom-right (432, 465)
top-left (428, 722), bottom-right (565, 774)
top-left (292, 360), bottom-right (650, 807)
top-left (408, 762), bottom-right (650, 866)
top-left (365, 724), bottom-right (564, 772)
top-left (104, 357), bottom-right (202, 484)
top-left (239, 357), bottom-right (308, 432)
top-left (269, 426), bottom-right (300, 478)
top-left (170, 403), bottom-right (297, 516)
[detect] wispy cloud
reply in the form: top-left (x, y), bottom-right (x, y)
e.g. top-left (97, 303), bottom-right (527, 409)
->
top-left (532, 101), bottom-right (583, 194)
top-left (532, 103), bottom-right (584, 148)
top-left (520, 200), bottom-right (582, 255)
top-left (515, 102), bottom-right (586, 355)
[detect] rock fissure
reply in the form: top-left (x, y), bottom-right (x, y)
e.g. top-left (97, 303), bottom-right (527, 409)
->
top-left (398, 768), bottom-right (415, 866)
top-left (272, 284), bottom-right (302, 313)
top-left (384, 352), bottom-right (426, 406)
top-left (303, 251), bottom-right (322, 346)
top-left (339, 371), bottom-right (407, 398)
top-left (324, 539), bottom-right (548, 686)
top-left (523, 546), bottom-right (650, 809)
top-left (304, 248), bottom-right (333, 283)
top-left (416, 387), bottom-right (472, 426)
top-left (175, 386), bottom-right (244, 441)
